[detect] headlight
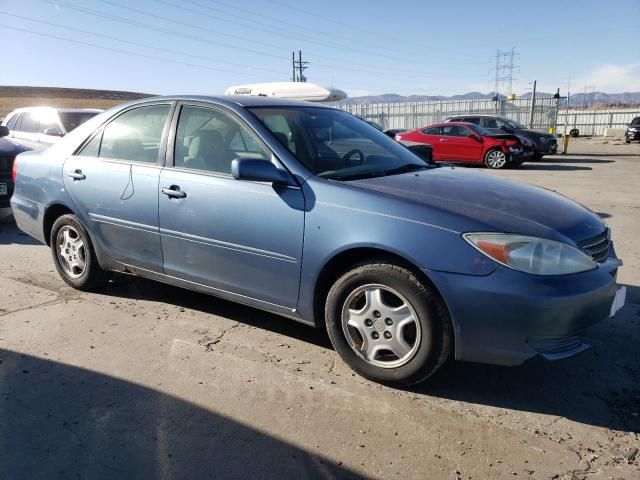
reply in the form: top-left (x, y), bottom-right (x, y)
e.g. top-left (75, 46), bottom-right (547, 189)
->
top-left (538, 136), bottom-right (548, 143)
top-left (508, 145), bottom-right (521, 152)
top-left (463, 233), bottom-right (597, 275)
top-left (629, 127), bottom-right (638, 132)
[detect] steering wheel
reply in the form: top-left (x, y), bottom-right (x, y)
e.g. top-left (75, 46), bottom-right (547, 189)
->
top-left (343, 148), bottom-right (365, 166)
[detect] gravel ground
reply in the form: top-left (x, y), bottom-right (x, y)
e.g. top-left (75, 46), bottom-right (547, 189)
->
top-left (0, 138), bottom-right (638, 479)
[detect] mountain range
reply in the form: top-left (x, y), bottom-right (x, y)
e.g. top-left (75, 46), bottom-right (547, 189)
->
top-left (340, 91), bottom-right (640, 107)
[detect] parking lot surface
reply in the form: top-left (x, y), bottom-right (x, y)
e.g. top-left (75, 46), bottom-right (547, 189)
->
top-left (1, 138), bottom-right (639, 479)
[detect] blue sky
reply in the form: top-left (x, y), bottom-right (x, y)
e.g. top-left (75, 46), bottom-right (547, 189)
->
top-left (2, 0), bottom-right (639, 97)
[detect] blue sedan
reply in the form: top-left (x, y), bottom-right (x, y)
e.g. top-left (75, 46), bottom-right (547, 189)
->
top-left (10, 96), bottom-right (626, 386)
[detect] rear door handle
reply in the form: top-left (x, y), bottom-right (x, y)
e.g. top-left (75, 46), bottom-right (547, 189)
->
top-left (68, 169), bottom-right (86, 181)
top-left (162, 186), bottom-right (187, 199)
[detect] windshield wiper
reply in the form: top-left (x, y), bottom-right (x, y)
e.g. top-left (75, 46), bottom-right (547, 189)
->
top-left (380, 163), bottom-right (431, 176)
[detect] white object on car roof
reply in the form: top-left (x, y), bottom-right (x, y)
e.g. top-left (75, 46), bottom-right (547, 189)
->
top-left (225, 82), bottom-right (347, 103)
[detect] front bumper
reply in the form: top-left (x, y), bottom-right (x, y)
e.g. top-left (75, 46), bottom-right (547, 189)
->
top-left (626, 130), bottom-right (640, 141)
top-left (538, 139), bottom-right (558, 155)
top-left (425, 249), bottom-right (622, 366)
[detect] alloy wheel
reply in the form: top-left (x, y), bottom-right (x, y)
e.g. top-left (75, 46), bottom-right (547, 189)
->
top-left (56, 225), bottom-right (86, 279)
top-left (486, 150), bottom-right (507, 168)
top-left (341, 284), bottom-right (422, 369)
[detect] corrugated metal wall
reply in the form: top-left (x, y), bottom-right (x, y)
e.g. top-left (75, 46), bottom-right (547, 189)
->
top-left (556, 108), bottom-right (640, 136)
top-left (337, 98), bottom-right (640, 136)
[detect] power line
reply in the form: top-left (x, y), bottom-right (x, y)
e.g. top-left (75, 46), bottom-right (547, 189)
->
top-left (37, 0), bottom-right (290, 60)
top-left (199, 0), bottom-right (482, 64)
top-left (0, 24), bottom-right (279, 80)
top-left (0, 11), bottom-right (285, 77)
top-left (35, 0), bottom-right (489, 82)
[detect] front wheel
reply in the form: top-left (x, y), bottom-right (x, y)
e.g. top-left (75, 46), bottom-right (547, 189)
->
top-left (50, 214), bottom-right (110, 291)
top-left (325, 261), bottom-right (452, 387)
top-left (484, 148), bottom-right (508, 169)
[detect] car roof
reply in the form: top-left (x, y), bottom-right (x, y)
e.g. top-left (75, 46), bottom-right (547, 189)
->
top-left (138, 95), bottom-right (329, 108)
top-left (446, 114), bottom-right (509, 120)
top-left (7, 106), bottom-right (103, 115)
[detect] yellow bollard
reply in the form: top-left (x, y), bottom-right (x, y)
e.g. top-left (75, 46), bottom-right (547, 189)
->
top-left (562, 135), bottom-right (570, 155)
top-left (549, 127), bottom-right (555, 134)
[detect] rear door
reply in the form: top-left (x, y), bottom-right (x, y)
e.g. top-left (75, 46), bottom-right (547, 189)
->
top-left (158, 103), bottom-right (304, 311)
top-left (417, 126), bottom-right (446, 160)
top-left (63, 103), bottom-right (173, 272)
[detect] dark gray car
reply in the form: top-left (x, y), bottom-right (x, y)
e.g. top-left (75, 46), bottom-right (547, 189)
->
top-left (446, 114), bottom-right (557, 160)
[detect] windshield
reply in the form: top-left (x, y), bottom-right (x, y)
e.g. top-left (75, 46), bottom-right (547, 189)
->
top-left (249, 107), bottom-right (429, 180)
top-left (467, 123), bottom-right (491, 136)
top-left (59, 111), bottom-right (100, 132)
top-left (501, 117), bottom-right (525, 129)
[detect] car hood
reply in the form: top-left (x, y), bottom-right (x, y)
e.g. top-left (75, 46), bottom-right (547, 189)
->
top-left (347, 167), bottom-right (605, 243)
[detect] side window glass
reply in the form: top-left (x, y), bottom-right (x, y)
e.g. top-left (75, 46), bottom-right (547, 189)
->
top-left (99, 105), bottom-right (170, 163)
top-left (39, 117), bottom-right (60, 135)
top-left (20, 113), bottom-right (38, 133)
top-left (420, 127), bottom-right (440, 135)
top-left (464, 117), bottom-right (480, 125)
top-left (77, 131), bottom-right (103, 157)
top-left (484, 118), bottom-right (499, 129)
top-left (261, 114), bottom-right (296, 154)
top-left (175, 105), bottom-right (269, 173)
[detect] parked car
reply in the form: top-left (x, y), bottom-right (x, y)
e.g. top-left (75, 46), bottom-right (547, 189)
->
top-left (11, 96), bottom-right (625, 386)
top-left (0, 126), bottom-right (31, 219)
top-left (395, 122), bottom-right (529, 169)
top-left (357, 116), bottom-right (406, 139)
top-left (625, 116), bottom-right (640, 144)
top-left (445, 114), bottom-right (557, 160)
top-left (2, 107), bottom-right (102, 150)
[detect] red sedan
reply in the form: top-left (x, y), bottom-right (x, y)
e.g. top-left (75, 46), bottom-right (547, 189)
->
top-left (395, 122), bottom-right (528, 169)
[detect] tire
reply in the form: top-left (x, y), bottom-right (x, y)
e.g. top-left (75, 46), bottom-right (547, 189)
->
top-left (569, 128), bottom-right (579, 138)
top-left (50, 214), bottom-right (110, 291)
top-left (626, 139), bottom-right (631, 144)
top-left (533, 153), bottom-right (544, 161)
top-left (484, 148), bottom-right (508, 169)
top-left (325, 261), bottom-right (452, 387)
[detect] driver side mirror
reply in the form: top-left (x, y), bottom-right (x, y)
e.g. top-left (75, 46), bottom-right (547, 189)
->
top-left (468, 133), bottom-right (482, 142)
top-left (231, 158), bottom-right (291, 185)
top-left (0, 125), bottom-right (8, 138)
top-left (44, 126), bottom-right (64, 137)
top-left (499, 125), bottom-right (511, 132)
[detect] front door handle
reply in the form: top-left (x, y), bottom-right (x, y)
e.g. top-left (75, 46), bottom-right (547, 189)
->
top-left (68, 169), bottom-right (86, 181)
top-left (439, 138), bottom-right (448, 142)
top-left (162, 185), bottom-right (187, 199)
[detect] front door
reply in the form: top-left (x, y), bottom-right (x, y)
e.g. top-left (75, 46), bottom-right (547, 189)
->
top-left (63, 103), bottom-right (173, 272)
top-left (440, 124), bottom-right (483, 162)
top-left (158, 103), bottom-right (305, 310)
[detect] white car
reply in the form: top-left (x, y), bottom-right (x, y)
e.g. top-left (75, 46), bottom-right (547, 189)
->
top-left (1, 107), bottom-right (103, 149)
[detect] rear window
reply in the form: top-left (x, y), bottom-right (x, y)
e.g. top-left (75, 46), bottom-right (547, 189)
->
top-left (59, 112), bottom-right (100, 132)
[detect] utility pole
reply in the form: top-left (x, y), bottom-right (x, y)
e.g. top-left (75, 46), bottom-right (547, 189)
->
top-left (528, 80), bottom-right (537, 128)
top-left (562, 77), bottom-right (571, 154)
top-left (291, 51), bottom-right (296, 82)
top-left (292, 50), bottom-right (308, 82)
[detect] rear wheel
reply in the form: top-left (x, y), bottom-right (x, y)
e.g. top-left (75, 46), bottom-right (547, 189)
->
top-left (50, 214), bottom-right (110, 290)
top-left (325, 261), bottom-right (452, 387)
top-left (484, 148), bottom-right (508, 169)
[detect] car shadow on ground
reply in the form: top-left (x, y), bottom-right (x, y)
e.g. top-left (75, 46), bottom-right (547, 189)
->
top-left (543, 157), bottom-right (615, 164)
top-left (0, 220), bottom-right (41, 245)
top-left (0, 349), bottom-right (363, 479)
top-left (518, 164), bottom-right (593, 171)
top-left (569, 153), bottom-right (639, 157)
top-left (103, 276), bottom-right (640, 434)
top-left (104, 276), bottom-right (333, 350)
top-left (415, 283), bottom-right (640, 434)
